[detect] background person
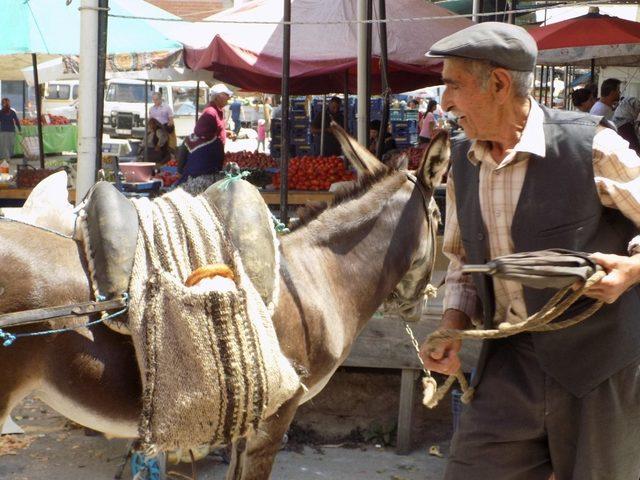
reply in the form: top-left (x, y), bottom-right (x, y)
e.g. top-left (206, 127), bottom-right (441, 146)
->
top-left (368, 119), bottom-right (396, 157)
top-left (612, 96), bottom-right (640, 154)
top-left (590, 77), bottom-right (621, 120)
top-left (149, 92), bottom-right (176, 153)
top-left (139, 118), bottom-right (169, 165)
top-left (311, 96), bottom-right (344, 156)
top-left (571, 87), bottom-right (596, 112)
top-left (229, 97), bottom-right (243, 136)
top-left (256, 118), bottom-right (267, 153)
top-left (178, 84), bottom-right (233, 184)
top-left (263, 96), bottom-right (273, 139)
top-left (420, 22), bottom-right (640, 480)
top-left (0, 98), bottom-right (21, 161)
top-left (418, 99), bottom-right (438, 144)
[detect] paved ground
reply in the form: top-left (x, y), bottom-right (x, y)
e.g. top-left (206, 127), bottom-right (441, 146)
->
top-left (0, 398), bottom-right (448, 480)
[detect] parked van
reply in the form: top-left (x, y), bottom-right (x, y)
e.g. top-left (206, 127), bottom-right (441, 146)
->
top-left (43, 80), bottom-right (79, 121)
top-left (103, 79), bottom-right (208, 140)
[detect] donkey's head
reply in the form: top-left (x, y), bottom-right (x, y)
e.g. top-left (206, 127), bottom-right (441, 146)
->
top-left (332, 123), bottom-right (450, 322)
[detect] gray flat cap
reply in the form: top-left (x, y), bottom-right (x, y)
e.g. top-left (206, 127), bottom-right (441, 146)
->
top-left (426, 22), bottom-right (538, 72)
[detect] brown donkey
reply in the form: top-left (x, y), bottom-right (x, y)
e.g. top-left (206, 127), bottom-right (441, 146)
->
top-left (0, 128), bottom-right (450, 479)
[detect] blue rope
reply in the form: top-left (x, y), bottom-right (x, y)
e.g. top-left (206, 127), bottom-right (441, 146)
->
top-left (216, 169), bottom-right (251, 191)
top-left (0, 294), bottom-right (129, 347)
top-left (270, 212), bottom-right (290, 235)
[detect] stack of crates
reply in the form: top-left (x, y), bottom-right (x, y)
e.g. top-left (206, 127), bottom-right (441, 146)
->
top-left (270, 119), bottom-right (282, 159)
top-left (390, 108), bottom-right (419, 148)
top-left (290, 96), bottom-right (311, 157)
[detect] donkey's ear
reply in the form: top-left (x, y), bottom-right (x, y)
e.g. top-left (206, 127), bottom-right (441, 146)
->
top-left (417, 130), bottom-right (450, 190)
top-left (330, 122), bottom-right (387, 176)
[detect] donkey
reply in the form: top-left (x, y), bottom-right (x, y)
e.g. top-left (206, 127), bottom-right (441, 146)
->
top-left (0, 128), bottom-right (450, 479)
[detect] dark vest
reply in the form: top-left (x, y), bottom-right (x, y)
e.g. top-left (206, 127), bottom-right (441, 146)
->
top-left (452, 105), bottom-right (640, 397)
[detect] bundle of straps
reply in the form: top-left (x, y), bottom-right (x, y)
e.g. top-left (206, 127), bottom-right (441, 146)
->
top-left (420, 250), bottom-right (606, 409)
top-left (128, 188), bottom-right (299, 454)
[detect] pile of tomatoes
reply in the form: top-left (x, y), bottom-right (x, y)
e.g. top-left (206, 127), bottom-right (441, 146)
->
top-left (155, 158), bottom-right (180, 187)
top-left (224, 151), bottom-right (277, 170)
top-left (21, 115), bottom-right (71, 126)
top-left (272, 155), bottom-right (355, 191)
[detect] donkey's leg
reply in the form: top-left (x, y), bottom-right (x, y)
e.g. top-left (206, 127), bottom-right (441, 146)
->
top-left (226, 391), bottom-right (303, 480)
top-left (0, 375), bottom-right (39, 434)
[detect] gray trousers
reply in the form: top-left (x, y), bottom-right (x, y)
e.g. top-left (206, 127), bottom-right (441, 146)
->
top-left (0, 131), bottom-right (15, 160)
top-left (445, 335), bottom-right (640, 480)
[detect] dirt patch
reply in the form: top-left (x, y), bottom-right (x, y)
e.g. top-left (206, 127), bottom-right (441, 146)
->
top-left (291, 367), bottom-right (454, 451)
top-left (0, 435), bottom-right (36, 456)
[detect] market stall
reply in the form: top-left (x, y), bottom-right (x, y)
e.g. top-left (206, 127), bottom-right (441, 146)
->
top-left (183, 0), bottom-right (473, 94)
top-left (14, 124), bottom-right (78, 155)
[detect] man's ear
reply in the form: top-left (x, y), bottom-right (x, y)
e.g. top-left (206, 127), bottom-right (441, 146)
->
top-left (491, 68), bottom-right (513, 103)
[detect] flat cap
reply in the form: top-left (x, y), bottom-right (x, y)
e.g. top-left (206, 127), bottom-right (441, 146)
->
top-left (426, 22), bottom-right (538, 72)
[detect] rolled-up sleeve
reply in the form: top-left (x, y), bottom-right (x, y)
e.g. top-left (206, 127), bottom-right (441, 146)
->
top-left (442, 171), bottom-right (480, 322)
top-left (592, 127), bottom-right (640, 254)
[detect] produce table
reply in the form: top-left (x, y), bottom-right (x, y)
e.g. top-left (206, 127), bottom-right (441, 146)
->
top-left (260, 190), bottom-right (334, 205)
top-left (14, 125), bottom-right (78, 155)
top-left (0, 187), bottom-right (76, 202)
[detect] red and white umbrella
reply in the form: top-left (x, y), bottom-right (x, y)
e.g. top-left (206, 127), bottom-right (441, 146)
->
top-left (529, 6), bottom-right (640, 67)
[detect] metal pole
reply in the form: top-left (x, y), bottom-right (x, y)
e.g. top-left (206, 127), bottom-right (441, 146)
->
top-left (563, 65), bottom-right (569, 109)
top-left (77, 0), bottom-right (99, 201)
top-left (343, 70), bottom-right (349, 132)
top-left (365, 0), bottom-right (372, 137)
top-left (320, 94), bottom-right (326, 156)
top-left (376, 0), bottom-right (389, 160)
top-left (590, 58), bottom-right (595, 87)
top-left (357, 0), bottom-right (367, 144)
top-left (143, 80), bottom-right (148, 163)
top-left (21, 81), bottom-right (26, 119)
top-left (195, 80), bottom-right (201, 123)
top-left (279, 0), bottom-right (291, 225)
top-left (472, 0), bottom-right (480, 23)
top-left (95, 0), bottom-right (108, 175)
top-left (31, 54), bottom-right (45, 169)
top-left (538, 65), bottom-right (544, 103)
top-left (550, 66), bottom-right (555, 108)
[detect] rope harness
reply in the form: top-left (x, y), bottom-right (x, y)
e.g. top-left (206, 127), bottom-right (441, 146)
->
top-left (407, 269), bottom-right (606, 409)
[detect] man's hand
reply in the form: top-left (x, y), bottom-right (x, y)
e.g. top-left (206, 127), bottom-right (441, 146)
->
top-left (582, 252), bottom-right (640, 304)
top-left (419, 309), bottom-right (470, 375)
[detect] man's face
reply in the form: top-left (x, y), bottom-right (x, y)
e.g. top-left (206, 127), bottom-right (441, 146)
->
top-left (611, 86), bottom-right (621, 103)
top-left (329, 100), bottom-right (340, 114)
top-left (1, 99), bottom-right (8, 109)
top-left (152, 94), bottom-right (161, 106)
top-left (441, 59), bottom-right (498, 140)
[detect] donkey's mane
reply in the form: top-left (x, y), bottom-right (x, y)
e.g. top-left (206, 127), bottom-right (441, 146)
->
top-left (289, 168), bottom-right (400, 232)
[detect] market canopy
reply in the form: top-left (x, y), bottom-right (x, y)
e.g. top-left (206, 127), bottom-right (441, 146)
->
top-left (0, 0), bottom-right (183, 80)
top-left (183, 0), bottom-right (474, 94)
top-left (529, 6), bottom-right (640, 67)
top-left (22, 51), bottom-right (214, 85)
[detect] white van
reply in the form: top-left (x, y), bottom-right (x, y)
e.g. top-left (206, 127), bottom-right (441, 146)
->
top-left (103, 79), bottom-right (208, 140)
top-left (43, 80), bottom-right (79, 121)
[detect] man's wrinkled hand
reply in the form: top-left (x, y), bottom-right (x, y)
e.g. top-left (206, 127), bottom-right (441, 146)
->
top-left (582, 252), bottom-right (640, 304)
top-left (421, 337), bottom-right (462, 375)
top-left (419, 309), bottom-right (469, 375)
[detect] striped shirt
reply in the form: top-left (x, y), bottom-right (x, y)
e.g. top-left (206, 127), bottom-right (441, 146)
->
top-left (444, 99), bottom-right (640, 326)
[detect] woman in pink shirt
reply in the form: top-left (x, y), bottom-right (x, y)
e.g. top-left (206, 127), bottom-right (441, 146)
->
top-left (418, 99), bottom-right (438, 145)
top-left (178, 84), bottom-right (233, 184)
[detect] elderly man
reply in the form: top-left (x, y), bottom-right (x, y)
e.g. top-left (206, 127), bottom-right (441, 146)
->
top-left (149, 92), bottom-right (176, 153)
top-left (178, 83), bottom-right (233, 184)
top-left (419, 22), bottom-right (640, 479)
